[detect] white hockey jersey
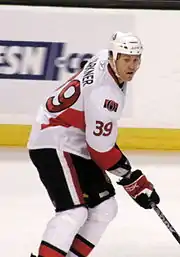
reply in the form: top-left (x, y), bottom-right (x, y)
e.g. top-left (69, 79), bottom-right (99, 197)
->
top-left (27, 50), bottom-right (127, 170)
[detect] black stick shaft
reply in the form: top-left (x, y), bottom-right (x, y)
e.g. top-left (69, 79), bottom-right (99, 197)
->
top-left (150, 202), bottom-right (180, 244)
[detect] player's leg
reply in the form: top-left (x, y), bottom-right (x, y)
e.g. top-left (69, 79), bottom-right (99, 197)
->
top-left (64, 155), bottom-right (118, 257)
top-left (29, 149), bottom-right (88, 257)
top-left (69, 197), bottom-right (118, 257)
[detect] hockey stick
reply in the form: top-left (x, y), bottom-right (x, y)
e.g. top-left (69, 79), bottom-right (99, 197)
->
top-left (150, 202), bottom-right (180, 244)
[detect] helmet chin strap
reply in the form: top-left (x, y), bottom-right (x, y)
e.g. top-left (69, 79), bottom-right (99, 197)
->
top-left (111, 59), bottom-right (121, 79)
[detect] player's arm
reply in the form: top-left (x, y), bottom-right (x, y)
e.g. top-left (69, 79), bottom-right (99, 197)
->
top-left (85, 91), bottom-right (160, 209)
top-left (84, 91), bottom-right (131, 177)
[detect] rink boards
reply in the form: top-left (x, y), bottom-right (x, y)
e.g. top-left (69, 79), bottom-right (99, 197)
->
top-left (1, 124), bottom-right (180, 150)
top-left (0, 6), bottom-right (180, 150)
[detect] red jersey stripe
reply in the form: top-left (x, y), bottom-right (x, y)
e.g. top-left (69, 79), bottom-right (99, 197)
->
top-left (41, 108), bottom-right (85, 131)
top-left (87, 144), bottom-right (122, 170)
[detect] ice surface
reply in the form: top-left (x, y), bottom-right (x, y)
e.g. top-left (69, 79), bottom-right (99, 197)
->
top-left (0, 148), bottom-right (180, 257)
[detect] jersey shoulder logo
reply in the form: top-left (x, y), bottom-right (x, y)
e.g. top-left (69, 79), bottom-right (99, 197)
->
top-left (103, 99), bottom-right (118, 112)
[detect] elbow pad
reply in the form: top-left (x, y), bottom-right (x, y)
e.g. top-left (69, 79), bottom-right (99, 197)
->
top-left (107, 153), bottom-right (131, 177)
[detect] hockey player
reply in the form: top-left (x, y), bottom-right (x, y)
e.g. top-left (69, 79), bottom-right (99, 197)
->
top-left (27, 31), bottom-right (160, 257)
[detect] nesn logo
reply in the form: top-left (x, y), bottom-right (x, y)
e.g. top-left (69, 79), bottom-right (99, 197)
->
top-left (0, 40), bottom-right (65, 81)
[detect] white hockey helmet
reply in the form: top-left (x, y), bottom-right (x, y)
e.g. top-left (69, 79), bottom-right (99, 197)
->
top-left (109, 31), bottom-right (143, 60)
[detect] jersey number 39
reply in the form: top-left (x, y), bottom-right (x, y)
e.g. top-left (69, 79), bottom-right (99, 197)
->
top-left (93, 121), bottom-right (113, 136)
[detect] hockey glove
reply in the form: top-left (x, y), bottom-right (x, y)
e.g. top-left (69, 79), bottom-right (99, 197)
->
top-left (117, 169), bottom-right (160, 209)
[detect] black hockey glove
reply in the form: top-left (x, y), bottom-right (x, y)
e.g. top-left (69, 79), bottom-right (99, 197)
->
top-left (117, 169), bottom-right (160, 209)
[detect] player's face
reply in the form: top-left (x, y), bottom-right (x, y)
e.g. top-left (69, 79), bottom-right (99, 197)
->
top-left (115, 54), bottom-right (141, 81)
